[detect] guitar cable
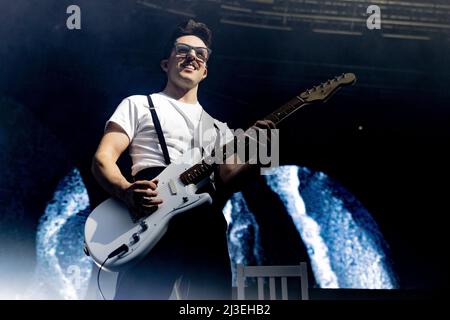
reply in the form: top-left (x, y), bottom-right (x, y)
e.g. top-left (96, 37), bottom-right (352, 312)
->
top-left (97, 244), bottom-right (129, 300)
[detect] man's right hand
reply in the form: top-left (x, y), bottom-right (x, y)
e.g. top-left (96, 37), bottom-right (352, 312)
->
top-left (120, 179), bottom-right (163, 218)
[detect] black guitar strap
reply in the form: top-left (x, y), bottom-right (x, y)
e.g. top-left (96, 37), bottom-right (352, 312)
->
top-left (147, 95), bottom-right (171, 165)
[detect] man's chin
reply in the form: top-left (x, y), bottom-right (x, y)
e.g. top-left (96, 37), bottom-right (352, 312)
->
top-left (174, 77), bottom-right (198, 90)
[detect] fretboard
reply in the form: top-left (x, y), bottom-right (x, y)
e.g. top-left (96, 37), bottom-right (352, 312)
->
top-left (264, 95), bottom-right (306, 125)
top-left (179, 161), bottom-right (214, 185)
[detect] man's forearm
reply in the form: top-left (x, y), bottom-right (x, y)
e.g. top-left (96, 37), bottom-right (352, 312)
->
top-left (91, 153), bottom-right (131, 200)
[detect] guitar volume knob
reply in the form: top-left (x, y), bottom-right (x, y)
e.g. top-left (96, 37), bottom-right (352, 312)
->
top-left (130, 233), bottom-right (140, 245)
top-left (139, 221), bottom-right (148, 232)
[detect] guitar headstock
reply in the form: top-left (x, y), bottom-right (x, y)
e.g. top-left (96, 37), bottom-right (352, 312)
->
top-left (299, 73), bottom-right (356, 103)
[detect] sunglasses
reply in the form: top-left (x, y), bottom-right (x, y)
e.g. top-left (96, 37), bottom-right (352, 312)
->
top-left (173, 42), bottom-right (212, 63)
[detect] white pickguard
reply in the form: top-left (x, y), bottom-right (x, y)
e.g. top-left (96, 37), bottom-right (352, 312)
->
top-left (84, 149), bottom-right (213, 272)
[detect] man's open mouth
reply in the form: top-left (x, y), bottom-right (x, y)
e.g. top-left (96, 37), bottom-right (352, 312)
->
top-left (181, 62), bottom-right (198, 71)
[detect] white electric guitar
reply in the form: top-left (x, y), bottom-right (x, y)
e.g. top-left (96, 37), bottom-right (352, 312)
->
top-left (84, 73), bottom-right (356, 272)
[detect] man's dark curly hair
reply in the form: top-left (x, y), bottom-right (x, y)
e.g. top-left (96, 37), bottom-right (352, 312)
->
top-left (163, 19), bottom-right (212, 59)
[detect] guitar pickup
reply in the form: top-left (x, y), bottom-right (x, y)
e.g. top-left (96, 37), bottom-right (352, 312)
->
top-left (168, 180), bottom-right (177, 195)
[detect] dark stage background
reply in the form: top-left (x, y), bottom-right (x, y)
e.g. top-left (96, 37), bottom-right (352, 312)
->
top-left (0, 0), bottom-right (449, 298)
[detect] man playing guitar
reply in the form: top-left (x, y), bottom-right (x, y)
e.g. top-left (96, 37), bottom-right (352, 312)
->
top-left (91, 19), bottom-right (275, 300)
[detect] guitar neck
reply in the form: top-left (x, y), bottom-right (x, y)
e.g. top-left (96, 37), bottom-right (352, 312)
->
top-left (263, 95), bottom-right (308, 126)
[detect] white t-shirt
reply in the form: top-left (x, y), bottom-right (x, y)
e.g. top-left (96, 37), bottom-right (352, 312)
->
top-left (106, 92), bottom-right (233, 176)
